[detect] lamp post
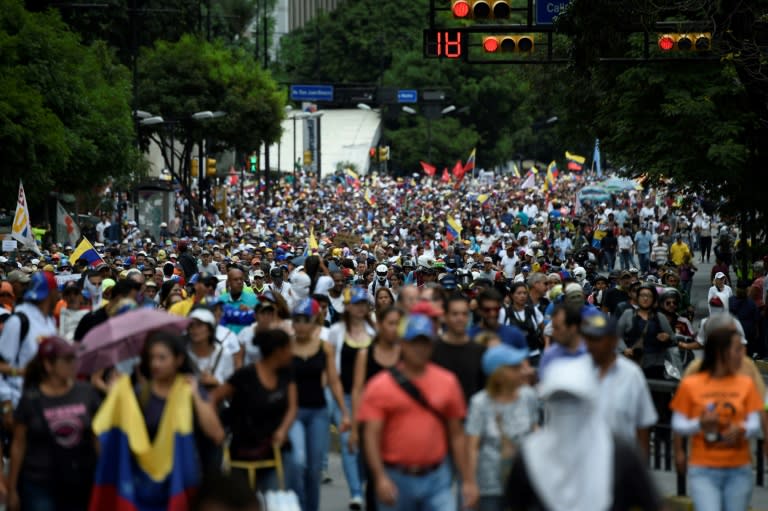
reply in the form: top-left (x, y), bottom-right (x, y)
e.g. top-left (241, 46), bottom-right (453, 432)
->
top-left (191, 110), bottom-right (226, 215)
top-left (401, 105), bottom-right (456, 164)
top-left (288, 110), bottom-right (310, 193)
top-left (306, 111), bottom-right (324, 181)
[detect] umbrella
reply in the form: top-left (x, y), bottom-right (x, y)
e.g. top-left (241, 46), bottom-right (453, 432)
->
top-left (578, 186), bottom-right (611, 203)
top-left (77, 308), bottom-right (191, 374)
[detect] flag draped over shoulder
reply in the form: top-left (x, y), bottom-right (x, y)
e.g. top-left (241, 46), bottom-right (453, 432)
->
top-left (11, 181), bottom-right (41, 255)
top-left (70, 238), bottom-right (105, 268)
top-left (89, 375), bottom-right (200, 511)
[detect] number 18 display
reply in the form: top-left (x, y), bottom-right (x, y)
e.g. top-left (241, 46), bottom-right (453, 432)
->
top-left (423, 29), bottom-right (465, 59)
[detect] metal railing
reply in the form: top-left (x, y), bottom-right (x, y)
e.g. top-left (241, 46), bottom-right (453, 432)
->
top-left (647, 378), bottom-right (765, 496)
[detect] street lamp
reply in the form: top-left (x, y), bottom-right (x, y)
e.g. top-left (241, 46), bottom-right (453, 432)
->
top-left (139, 116), bottom-right (165, 126)
top-left (192, 110), bottom-right (227, 215)
top-left (402, 106), bottom-right (417, 115)
top-left (402, 105), bottom-right (457, 162)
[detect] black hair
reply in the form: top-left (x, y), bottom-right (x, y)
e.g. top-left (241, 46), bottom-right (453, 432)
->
top-left (700, 326), bottom-right (739, 375)
top-left (508, 281), bottom-right (528, 296)
top-left (374, 305), bottom-right (404, 325)
top-left (159, 280), bottom-right (179, 306)
top-left (253, 329), bottom-right (291, 359)
top-left (552, 302), bottom-right (582, 328)
top-left (476, 287), bottom-right (503, 306)
top-left (304, 255), bottom-right (321, 294)
top-left (112, 279), bottom-right (138, 299)
top-left (139, 331), bottom-right (196, 379)
top-left (445, 293), bottom-right (470, 310)
top-left (190, 472), bottom-right (261, 511)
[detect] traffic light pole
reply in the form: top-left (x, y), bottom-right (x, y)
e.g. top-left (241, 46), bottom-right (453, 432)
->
top-left (316, 116), bottom-right (322, 182)
top-left (199, 138), bottom-right (204, 215)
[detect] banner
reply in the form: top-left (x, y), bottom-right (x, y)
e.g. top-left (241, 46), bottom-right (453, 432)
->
top-left (56, 201), bottom-right (81, 247)
top-left (11, 181), bottom-right (41, 255)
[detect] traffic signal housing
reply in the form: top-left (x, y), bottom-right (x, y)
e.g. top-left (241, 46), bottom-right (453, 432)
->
top-left (451, 0), bottom-right (510, 19)
top-left (658, 33), bottom-right (711, 52)
top-left (191, 158), bottom-right (199, 177)
top-left (206, 158), bottom-right (217, 176)
top-left (378, 146), bottom-right (390, 161)
top-left (249, 154), bottom-right (257, 173)
top-left (482, 35), bottom-right (534, 53)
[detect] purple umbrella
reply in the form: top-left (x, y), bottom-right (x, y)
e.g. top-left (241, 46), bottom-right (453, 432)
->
top-left (77, 308), bottom-right (191, 374)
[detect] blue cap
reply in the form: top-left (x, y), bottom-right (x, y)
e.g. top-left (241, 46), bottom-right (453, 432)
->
top-left (348, 287), bottom-right (369, 305)
top-left (398, 314), bottom-right (435, 342)
top-left (293, 297), bottom-right (320, 317)
top-left (24, 272), bottom-right (57, 302)
top-left (189, 273), bottom-right (200, 284)
top-left (499, 325), bottom-right (527, 349)
top-left (482, 345), bottom-right (529, 375)
top-left (439, 274), bottom-right (457, 290)
top-left (580, 311), bottom-right (617, 337)
top-left (522, 265), bottom-right (531, 272)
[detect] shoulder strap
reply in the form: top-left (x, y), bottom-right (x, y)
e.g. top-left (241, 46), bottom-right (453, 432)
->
top-left (9, 312), bottom-right (30, 367)
top-left (388, 366), bottom-right (444, 424)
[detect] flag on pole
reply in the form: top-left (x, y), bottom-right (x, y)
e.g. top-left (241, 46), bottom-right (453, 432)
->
top-left (364, 189), bottom-right (376, 207)
top-left (463, 148), bottom-right (476, 174)
top-left (70, 238), bottom-right (104, 268)
top-left (476, 194), bottom-right (490, 206)
top-left (565, 151), bottom-right (586, 171)
top-left (446, 215), bottom-right (462, 241)
top-left (11, 181), bottom-right (41, 255)
top-left (542, 161), bottom-right (559, 192)
top-left (521, 172), bottom-right (536, 189)
top-left (344, 168), bottom-right (361, 190)
top-left (592, 138), bottom-right (602, 177)
top-left (452, 160), bottom-right (466, 181)
top-left (56, 201), bottom-right (81, 247)
top-left (511, 162), bottom-right (521, 178)
top-left (420, 161), bottom-right (437, 177)
top-left (441, 168), bottom-right (451, 183)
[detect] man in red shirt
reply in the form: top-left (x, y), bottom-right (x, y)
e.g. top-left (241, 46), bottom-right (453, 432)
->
top-left (358, 314), bottom-right (478, 511)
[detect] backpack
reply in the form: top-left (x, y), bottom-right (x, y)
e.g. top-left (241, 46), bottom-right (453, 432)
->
top-left (0, 312), bottom-right (29, 368)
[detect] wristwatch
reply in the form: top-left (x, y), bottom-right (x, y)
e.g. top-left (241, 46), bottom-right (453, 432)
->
top-left (705, 431), bottom-right (722, 443)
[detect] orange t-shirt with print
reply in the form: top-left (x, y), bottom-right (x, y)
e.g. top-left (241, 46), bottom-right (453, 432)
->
top-left (670, 372), bottom-right (762, 468)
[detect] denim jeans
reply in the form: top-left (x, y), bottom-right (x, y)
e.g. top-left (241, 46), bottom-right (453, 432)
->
top-left (619, 251), bottom-right (632, 270)
top-left (378, 460), bottom-right (455, 511)
top-left (289, 406), bottom-right (330, 511)
top-left (689, 464), bottom-right (753, 511)
top-left (603, 250), bottom-right (616, 271)
top-left (330, 393), bottom-right (364, 499)
top-left (637, 252), bottom-right (650, 273)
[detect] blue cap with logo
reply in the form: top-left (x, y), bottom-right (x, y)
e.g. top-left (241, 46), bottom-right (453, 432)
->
top-left (580, 310), bottom-right (617, 337)
top-left (293, 297), bottom-right (320, 317)
top-left (398, 314), bottom-right (435, 342)
top-left (482, 344), bottom-right (529, 375)
top-left (347, 287), bottom-right (369, 305)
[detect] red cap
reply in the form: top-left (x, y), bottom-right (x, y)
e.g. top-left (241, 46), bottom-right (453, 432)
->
top-left (38, 336), bottom-right (76, 359)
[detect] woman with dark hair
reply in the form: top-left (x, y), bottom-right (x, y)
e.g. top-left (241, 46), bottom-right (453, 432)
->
top-left (187, 306), bottom-right (234, 391)
top-left (373, 287), bottom-right (395, 322)
top-left (211, 329), bottom-right (297, 492)
top-left (349, 306), bottom-right (404, 511)
top-left (326, 288), bottom-right (376, 510)
top-left (303, 256), bottom-right (334, 297)
top-left (8, 336), bottom-right (101, 511)
top-left (505, 282), bottom-right (544, 359)
top-left (671, 326), bottom-right (763, 511)
top-left (159, 280), bottom-right (184, 310)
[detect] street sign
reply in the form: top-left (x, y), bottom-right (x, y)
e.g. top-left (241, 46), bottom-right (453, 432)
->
top-left (397, 90), bottom-right (418, 103)
top-left (535, 0), bottom-right (569, 25)
top-left (290, 84), bottom-right (334, 102)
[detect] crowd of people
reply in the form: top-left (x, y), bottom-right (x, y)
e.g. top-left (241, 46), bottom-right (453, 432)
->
top-left (0, 171), bottom-right (766, 511)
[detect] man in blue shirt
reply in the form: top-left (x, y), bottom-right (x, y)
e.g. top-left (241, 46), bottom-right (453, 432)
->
top-left (538, 301), bottom-right (588, 378)
top-left (219, 266), bottom-right (258, 333)
top-left (633, 224), bottom-right (653, 274)
top-left (468, 288), bottom-right (527, 350)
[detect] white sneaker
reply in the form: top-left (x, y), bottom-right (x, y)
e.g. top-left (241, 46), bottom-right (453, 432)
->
top-left (349, 496), bottom-right (363, 510)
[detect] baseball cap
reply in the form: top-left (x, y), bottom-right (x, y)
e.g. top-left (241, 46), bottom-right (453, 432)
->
top-left (482, 345), bottom-right (529, 376)
top-left (293, 297), bottom-right (320, 317)
top-left (7, 270), bottom-right (31, 284)
top-left (580, 311), bottom-right (617, 337)
top-left (347, 287), bottom-right (369, 305)
top-left (37, 336), bottom-right (76, 359)
top-left (620, 270), bottom-right (632, 279)
top-left (714, 272), bottom-right (726, 280)
top-left (253, 269), bottom-right (265, 278)
top-left (188, 307), bottom-right (216, 328)
top-left (521, 265), bottom-right (531, 272)
top-left (270, 267), bottom-right (283, 278)
top-left (398, 314), bottom-right (436, 342)
top-left (23, 272), bottom-right (58, 301)
top-left (483, 256), bottom-right (493, 263)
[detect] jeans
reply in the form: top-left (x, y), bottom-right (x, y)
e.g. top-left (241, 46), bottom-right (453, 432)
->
top-left (330, 393), bottom-right (364, 499)
top-left (637, 252), bottom-right (650, 273)
top-left (689, 464), bottom-right (753, 511)
top-left (289, 406), bottom-right (330, 511)
top-left (603, 250), bottom-right (616, 271)
top-left (378, 461), bottom-right (455, 511)
top-left (619, 251), bottom-right (632, 270)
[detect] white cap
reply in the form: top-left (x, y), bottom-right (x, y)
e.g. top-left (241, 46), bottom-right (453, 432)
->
top-left (188, 308), bottom-right (216, 328)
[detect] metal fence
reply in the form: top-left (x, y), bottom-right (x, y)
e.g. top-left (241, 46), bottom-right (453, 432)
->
top-left (647, 378), bottom-right (765, 496)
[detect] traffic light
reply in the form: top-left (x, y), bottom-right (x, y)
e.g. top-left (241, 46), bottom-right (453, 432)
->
top-left (482, 35), bottom-right (534, 53)
top-left (658, 33), bottom-right (711, 52)
top-left (206, 158), bottom-right (217, 176)
top-left (451, 0), bottom-right (510, 19)
top-left (249, 154), bottom-right (257, 173)
top-left (378, 146), bottom-right (390, 161)
top-left (191, 158), bottom-right (199, 177)
top-left (369, 147), bottom-right (378, 162)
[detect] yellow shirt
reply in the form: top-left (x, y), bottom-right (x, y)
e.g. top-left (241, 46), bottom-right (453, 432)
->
top-left (669, 242), bottom-right (691, 266)
top-left (168, 296), bottom-right (196, 317)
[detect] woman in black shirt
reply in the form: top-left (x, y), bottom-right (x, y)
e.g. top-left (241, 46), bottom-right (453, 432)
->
top-left (8, 336), bottom-right (101, 511)
top-left (212, 329), bottom-right (297, 492)
top-left (289, 298), bottom-right (349, 511)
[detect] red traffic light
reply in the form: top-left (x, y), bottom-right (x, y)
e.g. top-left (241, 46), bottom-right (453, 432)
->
top-left (658, 34), bottom-right (675, 51)
top-left (369, 148), bottom-right (376, 158)
top-left (483, 37), bottom-right (500, 53)
top-left (451, 0), bottom-right (470, 18)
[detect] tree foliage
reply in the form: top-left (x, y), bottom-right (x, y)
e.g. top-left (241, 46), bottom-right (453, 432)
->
top-left (136, 34), bottom-right (285, 177)
top-left (0, 0), bottom-right (137, 205)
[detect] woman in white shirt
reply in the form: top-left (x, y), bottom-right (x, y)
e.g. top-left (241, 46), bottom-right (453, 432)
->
top-left (707, 272), bottom-right (733, 314)
top-left (186, 306), bottom-right (234, 390)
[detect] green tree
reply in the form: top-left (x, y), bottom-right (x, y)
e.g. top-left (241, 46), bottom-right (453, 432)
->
top-left (137, 34), bottom-right (285, 181)
top-left (0, 0), bottom-right (137, 206)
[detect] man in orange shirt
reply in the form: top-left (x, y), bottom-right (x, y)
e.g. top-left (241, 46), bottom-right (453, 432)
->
top-left (358, 314), bottom-right (478, 511)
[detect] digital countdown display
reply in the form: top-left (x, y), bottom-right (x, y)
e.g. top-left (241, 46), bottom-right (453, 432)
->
top-left (423, 29), bottom-right (466, 59)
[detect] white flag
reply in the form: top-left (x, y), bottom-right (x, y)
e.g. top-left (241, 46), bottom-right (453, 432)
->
top-left (520, 172), bottom-right (536, 190)
top-left (56, 201), bottom-right (80, 247)
top-left (11, 181), bottom-right (41, 255)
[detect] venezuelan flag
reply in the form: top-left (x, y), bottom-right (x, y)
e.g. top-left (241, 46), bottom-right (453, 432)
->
top-left (364, 189), bottom-right (376, 206)
top-left (70, 237), bottom-right (104, 268)
top-left (89, 375), bottom-right (200, 511)
top-left (344, 168), bottom-right (361, 190)
top-left (446, 216), bottom-right (462, 241)
top-left (476, 194), bottom-right (490, 205)
top-left (463, 148), bottom-right (476, 173)
top-left (565, 151), bottom-right (586, 172)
